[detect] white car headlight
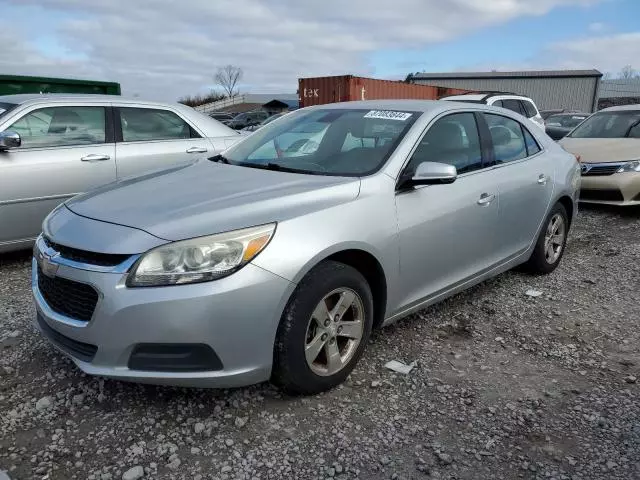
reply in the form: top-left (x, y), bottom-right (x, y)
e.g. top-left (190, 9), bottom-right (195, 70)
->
top-left (616, 160), bottom-right (640, 173)
top-left (127, 223), bottom-right (276, 287)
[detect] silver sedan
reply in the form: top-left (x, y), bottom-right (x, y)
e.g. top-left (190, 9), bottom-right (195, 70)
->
top-left (32, 100), bottom-right (580, 394)
top-left (0, 94), bottom-right (241, 253)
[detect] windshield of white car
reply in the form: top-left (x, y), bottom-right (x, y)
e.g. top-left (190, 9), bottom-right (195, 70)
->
top-left (569, 111), bottom-right (640, 138)
top-left (222, 108), bottom-right (420, 176)
top-left (0, 102), bottom-right (17, 120)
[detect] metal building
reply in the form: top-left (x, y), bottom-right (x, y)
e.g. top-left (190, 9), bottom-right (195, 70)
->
top-left (406, 70), bottom-right (602, 112)
top-left (598, 78), bottom-right (640, 109)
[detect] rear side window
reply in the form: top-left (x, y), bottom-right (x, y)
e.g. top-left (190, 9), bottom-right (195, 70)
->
top-left (521, 100), bottom-right (538, 118)
top-left (119, 108), bottom-right (200, 142)
top-left (9, 106), bottom-right (106, 148)
top-left (501, 99), bottom-right (523, 115)
top-left (522, 127), bottom-right (541, 155)
top-left (492, 100), bottom-right (504, 108)
top-left (485, 114), bottom-right (527, 164)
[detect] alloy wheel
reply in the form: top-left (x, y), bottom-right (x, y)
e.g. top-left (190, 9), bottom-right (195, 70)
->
top-left (304, 288), bottom-right (365, 376)
top-left (544, 213), bottom-right (566, 264)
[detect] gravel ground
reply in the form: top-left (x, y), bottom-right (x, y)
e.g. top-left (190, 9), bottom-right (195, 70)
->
top-left (1, 205), bottom-right (639, 480)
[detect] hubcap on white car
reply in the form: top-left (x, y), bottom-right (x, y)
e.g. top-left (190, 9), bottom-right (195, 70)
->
top-left (304, 288), bottom-right (364, 376)
top-left (544, 213), bottom-right (565, 264)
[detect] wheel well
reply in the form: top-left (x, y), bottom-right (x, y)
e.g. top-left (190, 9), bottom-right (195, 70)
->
top-left (326, 250), bottom-right (387, 329)
top-left (557, 196), bottom-right (574, 227)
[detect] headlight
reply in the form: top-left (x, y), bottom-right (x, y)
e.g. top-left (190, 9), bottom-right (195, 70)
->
top-left (617, 160), bottom-right (640, 173)
top-left (127, 223), bottom-right (275, 287)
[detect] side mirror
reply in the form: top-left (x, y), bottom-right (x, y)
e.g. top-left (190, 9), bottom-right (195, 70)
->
top-left (0, 130), bottom-right (21, 150)
top-left (410, 161), bottom-right (457, 186)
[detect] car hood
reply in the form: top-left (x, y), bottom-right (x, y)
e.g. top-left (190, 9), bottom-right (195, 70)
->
top-left (65, 159), bottom-right (361, 242)
top-left (559, 137), bottom-right (640, 163)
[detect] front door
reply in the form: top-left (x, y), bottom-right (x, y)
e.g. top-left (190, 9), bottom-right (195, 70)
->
top-left (394, 112), bottom-right (500, 312)
top-left (0, 105), bottom-right (116, 246)
top-left (114, 106), bottom-right (212, 179)
top-left (482, 113), bottom-right (554, 258)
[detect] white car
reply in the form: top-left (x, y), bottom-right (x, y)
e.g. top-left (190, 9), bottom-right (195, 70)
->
top-left (442, 92), bottom-right (545, 130)
top-left (0, 94), bottom-right (242, 253)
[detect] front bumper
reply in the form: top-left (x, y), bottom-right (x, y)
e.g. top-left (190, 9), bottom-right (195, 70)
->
top-left (580, 172), bottom-right (640, 206)
top-left (32, 252), bottom-right (295, 388)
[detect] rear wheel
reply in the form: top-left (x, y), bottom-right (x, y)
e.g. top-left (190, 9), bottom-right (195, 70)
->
top-left (272, 261), bottom-right (373, 395)
top-left (524, 203), bottom-right (569, 274)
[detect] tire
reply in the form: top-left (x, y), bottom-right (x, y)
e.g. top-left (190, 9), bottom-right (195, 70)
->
top-left (524, 202), bottom-right (569, 274)
top-left (272, 261), bottom-right (374, 395)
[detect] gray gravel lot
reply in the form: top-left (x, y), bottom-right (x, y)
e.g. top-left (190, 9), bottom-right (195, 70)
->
top-left (1, 206), bottom-right (639, 480)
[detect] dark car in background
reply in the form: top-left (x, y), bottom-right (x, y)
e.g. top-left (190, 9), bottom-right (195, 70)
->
top-left (226, 110), bottom-right (269, 130)
top-left (545, 113), bottom-right (589, 140)
top-left (241, 112), bottom-right (287, 132)
top-left (540, 109), bottom-right (582, 121)
top-left (208, 112), bottom-right (235, 123)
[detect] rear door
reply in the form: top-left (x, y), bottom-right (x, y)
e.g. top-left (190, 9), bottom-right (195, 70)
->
top-left (482, 112), bottom-right (554, 258)
top-left (0, 104), bottom-right (115, 245)
top-left (114, 106), bottom-right (212, 179)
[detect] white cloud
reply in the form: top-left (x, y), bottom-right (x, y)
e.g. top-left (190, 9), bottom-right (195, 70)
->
top-left (588, 22), bottom-right (607, 32)
top-left (547, 32), bottom-right (640, 73)
top-left (4, 0), bottom-right (602, 101)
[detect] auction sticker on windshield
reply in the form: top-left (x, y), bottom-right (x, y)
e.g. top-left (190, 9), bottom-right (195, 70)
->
top-left (364, 110), bottom-right (412, 121)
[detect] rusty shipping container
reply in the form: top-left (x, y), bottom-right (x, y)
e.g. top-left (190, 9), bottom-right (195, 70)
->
top-left (298, 75), bottom-right (470, 107)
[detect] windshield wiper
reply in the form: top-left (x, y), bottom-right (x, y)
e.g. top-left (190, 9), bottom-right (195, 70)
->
top-left (237, 162), bottom-right (317, 175)
top-left (209, 154), bottom-right (231, 164)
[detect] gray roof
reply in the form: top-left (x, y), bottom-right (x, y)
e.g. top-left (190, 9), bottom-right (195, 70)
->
top-left (409, 69), bottom-right (603, 80)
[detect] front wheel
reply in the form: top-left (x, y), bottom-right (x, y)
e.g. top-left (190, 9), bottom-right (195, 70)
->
top-left (524, 202), bottom-right (569, 274)
top-left (272, 261), bottom-right (373, 395)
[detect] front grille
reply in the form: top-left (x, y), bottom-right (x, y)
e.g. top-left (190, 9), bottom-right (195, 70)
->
top-left (580, 189), bottom-right (624, 202)
top-left (43, 236), bottom-right (130, 267)
top-left (37, 267), bottom-right (99, 322)
top-left (36, 313), bottom-right (97, 362)
top-left (581, 164), bottom-right (622, 176)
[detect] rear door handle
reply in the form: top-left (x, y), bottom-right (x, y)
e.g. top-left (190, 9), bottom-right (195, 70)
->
top-left (537, 174), bottom-right (548, 185)
top-left (186, 146), bottom-right (208, 154)
top-left (81, 154), bottom-right (110, 162)
top-left (477, 193), bottom-right (496, 206)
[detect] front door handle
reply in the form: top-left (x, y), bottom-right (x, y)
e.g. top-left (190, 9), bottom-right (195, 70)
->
top-left (186, 146), bottom-right (208, 154)
top-left (537, 174), bottom-right (548, 185)
top-left (81, 154), bottom-right (110, 162)
top-left (477, 193), bottom-right (496, 206)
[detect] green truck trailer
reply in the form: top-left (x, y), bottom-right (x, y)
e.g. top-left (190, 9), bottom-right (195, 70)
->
top-left (0, 74), bottom-right (121, 96)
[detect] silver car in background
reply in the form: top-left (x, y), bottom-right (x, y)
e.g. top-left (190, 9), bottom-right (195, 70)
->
top-left (0, 94), bottom-right (241, 252)
top-left (32, 100), bottom-right (580, 394)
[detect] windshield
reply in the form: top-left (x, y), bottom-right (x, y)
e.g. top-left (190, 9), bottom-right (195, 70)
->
top-left (222, 108), bottom-right (419, 176)
top-left (546, 114), bottom-right (588, 128)
top-left (0, 102), bottom-right (18, 120)
top-left (569, 110), bottom-right (640, 138)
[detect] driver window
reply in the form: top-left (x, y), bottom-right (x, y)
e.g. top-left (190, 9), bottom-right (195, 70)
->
top-left (408, 112), bottom-right (483, 175)
top-left (9, 106), bottom-right (106, 148)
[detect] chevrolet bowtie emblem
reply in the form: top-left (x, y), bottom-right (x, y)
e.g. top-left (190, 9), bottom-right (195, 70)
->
top-left (38, 251), bottom-right (59, 278)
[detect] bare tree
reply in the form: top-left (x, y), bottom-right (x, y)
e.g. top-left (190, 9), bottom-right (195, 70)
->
top-left (215, 65), bottom-right (243, 97)
top-left (618, 65), bottom-right (639, 79)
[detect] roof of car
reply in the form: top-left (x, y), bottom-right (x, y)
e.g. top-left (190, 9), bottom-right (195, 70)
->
top-left (0, 93), bottom-right (186, 109)
top-left (599, 104), bottom-right (640, 112)
top-left (442, 92), bottom-right (530, 102)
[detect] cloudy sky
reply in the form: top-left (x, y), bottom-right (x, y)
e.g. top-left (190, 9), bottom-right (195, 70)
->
top-left (2, 0), bottom-right (639, 101)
